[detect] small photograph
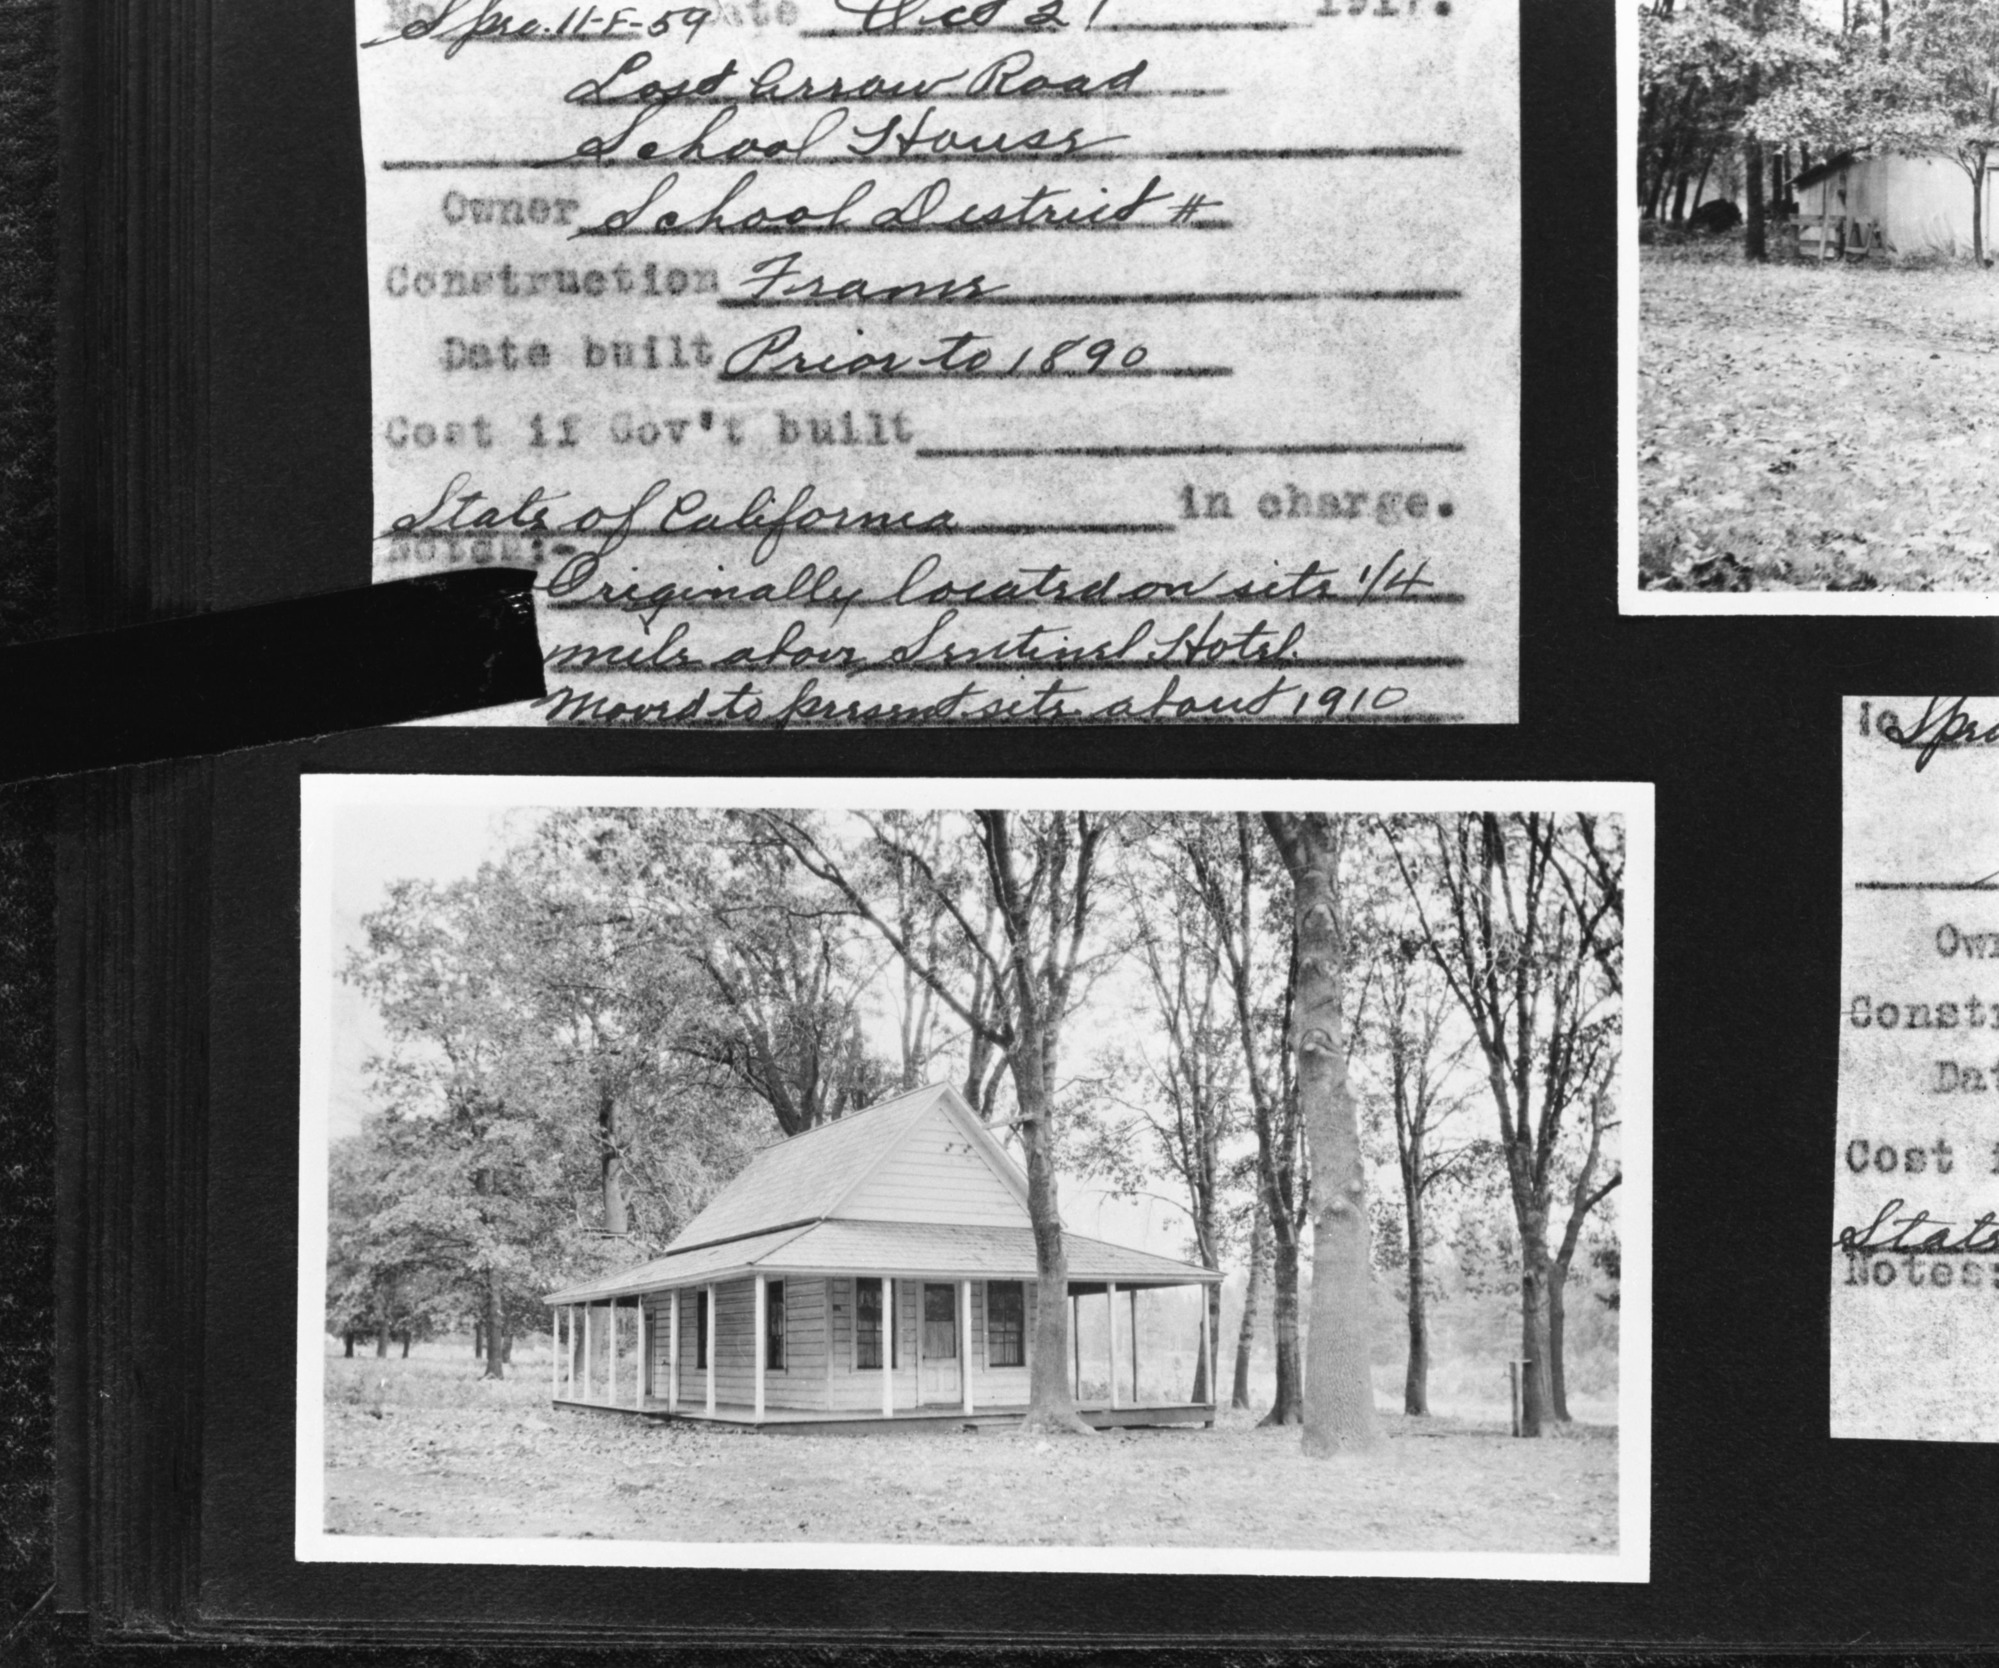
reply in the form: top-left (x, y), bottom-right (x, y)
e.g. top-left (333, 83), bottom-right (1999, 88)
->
top-left (1631, 0), bottom-right (1999, 606)
top-left (297, 778), bottom-right (1651, 1580)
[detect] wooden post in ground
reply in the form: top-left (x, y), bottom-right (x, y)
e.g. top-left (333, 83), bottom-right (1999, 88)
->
top-left (881, 1278), bottom-right (895, 1420)
top-left (1107, 1282), bottom-right (1121, 1413)
top-left (668, 1290), bottom-right (680, 1411)
top-left (753, 1275), bottom-right (767, 1422)
top-left (705, 1285), bottom-right (717, 1416)
top-left (959, 1278), bottom-right (974, 1415)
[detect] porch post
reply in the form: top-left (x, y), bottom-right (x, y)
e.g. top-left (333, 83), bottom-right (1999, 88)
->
top-left (550, 1311), bottom-right (559, 1401)
top-left (913, 1279), bottom-right (924, 1401)
top-left (959, 1278), bottom-right (974, 1414)
top-left (1106, 1282), bottom-right (1121, 1412)
top-left (1070, 1291), bottom-right (1080, 1398)
top-left (1130, 1287), bottom-right (1140, 1406)
top-left (705, 1284), bottom-right (717, 1416)
top-left (582, 1304), bottom-right (594, 1405)
top-left (635, 1300), bottom-right (648, 1410)
top-left (753, 1274), bottom-right (768, 1423)
top-left (1198, 1283), bottom-right (1213, 1407)
top-left (610, 1299), bottom-right (623, 1406)
top-left (668, 1289), bottom-right (680, 1411)
top-left (881, 1278), bottom-right (895, 1419)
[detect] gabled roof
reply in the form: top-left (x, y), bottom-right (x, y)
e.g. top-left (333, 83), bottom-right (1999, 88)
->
top-left (664, 1082), bottom-right (962, 1248)
top-left (544, 1082), bottom-right (1217, 1304)
top-left (546, 1223), bottom-right (1219, 1304)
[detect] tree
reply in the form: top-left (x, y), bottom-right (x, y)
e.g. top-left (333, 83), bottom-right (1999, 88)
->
top-left (1349, 882), bottom-right (1480, 1418)
top-left (1079, 818), bottom-right (1250, 1405)
top-left (1385, 815), bottom-right (1622, 1436)
top-left (763, 810), bottom-right (1118, 1434)
top-left (1179, 816), bottom-right (1311, 1427)
top-left (1261, 814), bottom-right (1380, 1458)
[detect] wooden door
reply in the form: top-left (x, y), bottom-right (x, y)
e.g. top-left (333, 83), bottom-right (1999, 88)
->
top-left (920, 1283), bottom-right (959, 1404)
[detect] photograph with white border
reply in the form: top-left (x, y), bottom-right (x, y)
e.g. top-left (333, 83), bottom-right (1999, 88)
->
top-left (298, 776), bottom-right (1652, 1582)
top-left (1624, 0), bottom-right (1999, 614)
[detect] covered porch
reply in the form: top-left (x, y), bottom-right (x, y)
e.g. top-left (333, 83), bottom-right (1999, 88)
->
top-left (545, 1262), bottom-right (1222, 1432)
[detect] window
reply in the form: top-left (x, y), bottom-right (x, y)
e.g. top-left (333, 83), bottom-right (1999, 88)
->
top-left (694, 1289), bottom-right (708, 1371)
top-left (987, 1281), bottom-right (1025, 1368)
top-left (855, 1277), bottom-right (897, 1370)
top-left (856, 1278), bottom-right (881, 1369)
top-left (765, 1279), bottom-right (786, 1372)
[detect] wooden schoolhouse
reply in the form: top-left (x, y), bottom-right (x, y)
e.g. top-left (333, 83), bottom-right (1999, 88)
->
top-left (544, 1083), bottom-right (1223, 1432)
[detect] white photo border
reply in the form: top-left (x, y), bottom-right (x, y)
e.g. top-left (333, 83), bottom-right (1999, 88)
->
top-left (298, 775), bottom-right (1655, 1583)
top-left (1617, 7), bottom-right (1999, 616)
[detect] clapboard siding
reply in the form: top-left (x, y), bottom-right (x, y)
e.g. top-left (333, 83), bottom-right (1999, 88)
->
top-left (764, 1277), bottom-right (829, 1410)
top-left (837, 1104), bottom-right (1024, 1226)
top-left (627, 1276), bottom-right (1043, 1412)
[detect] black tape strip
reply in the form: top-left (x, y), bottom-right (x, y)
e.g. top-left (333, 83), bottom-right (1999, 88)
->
top-left (0, 570), bottom-right (544, 783)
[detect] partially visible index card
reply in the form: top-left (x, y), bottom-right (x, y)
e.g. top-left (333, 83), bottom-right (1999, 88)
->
top-left (356, 0), bottom-right (1519, 730)
top-left (1836, 698), bottom-right (1999, 1443)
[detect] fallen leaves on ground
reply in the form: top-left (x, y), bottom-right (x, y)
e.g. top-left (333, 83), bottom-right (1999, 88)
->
top-left (1639, 251), bottom-right (1999, 592)
top-left (321, 1357), bottom-right (1619, 1555)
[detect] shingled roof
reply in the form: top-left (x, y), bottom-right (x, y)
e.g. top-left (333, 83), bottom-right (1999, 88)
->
top-left (545, 1083), bottom-right (1217, 1303)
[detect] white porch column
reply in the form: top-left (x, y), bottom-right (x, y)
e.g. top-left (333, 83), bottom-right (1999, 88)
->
top-left (550, 1311), bottom-right (559, 1401)
top-left (612, 1299), bottom-right (625, 1406)
top-left (635, 1300), bottom-right (648, 1410)
top-left (667, 1290), bottom-right (681, 1411)
top-left (1130, 1288), bottom-right (1140, 1406)
top-left (1106, 1282), bottom-right (1121, 1412)
top-left (582, 1304), bottom-right (594, 1405)
top-left (881, 1278), bottom-right (895, 1419)
top-left (753, 1274), bottom-right (768, 1422)
top-left (1198, 1285), bottom-right (1213, 1407)
top-left (959, 1279), bottom-right (974, 1414)
top-left (1070, 1292), bottom-right (1080, 1398)
top-left (913, 1280), bottom-right (924, 1401)
top-left (705, 1285), bottom-right (717, 1416)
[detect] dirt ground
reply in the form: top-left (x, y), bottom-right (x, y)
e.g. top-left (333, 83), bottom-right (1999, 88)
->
top-left (1639, 245), bottom-right (1999, 592)
top-left (322, 1353), bottom-right (1620, 1554)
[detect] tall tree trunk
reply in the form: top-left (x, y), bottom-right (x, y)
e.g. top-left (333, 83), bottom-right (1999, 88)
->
top-left (1743, 0), bottom-right (1767, 263)
top-left (1973, 155), bottom-right (1988, 267)
top-left (1404, 1188), bottom-right (1431, 1417)
top-left (1232, 1211), bottom-right (1268, 1411)
top-left (1518, 1213), bottom-right (1554, 1437)
top-left (1261, 1232), bottom-right (1304, 1427)
top-left (343, 1332), bottom-right (355, 1359)
top-left (1549, 1254), bottom-right (1572, 1423)
top-left (473, 1320), bottom-right (483, 1360)
top-left (401, 1332), bottom-right (412, 1360)
top-left (1669, 169), bottom-right (1692, 227)
top-left (1264, 813), bottom-right (1379, 1458)
top-left (599, 1087), bottom-right (628, 1236)
top-left (483, 1266), bottom-right (506, 1381)
top-left (1014, 1042), bottom-right (1089, 1434)
top-left (1744, 133), bottom-right (1767, 261)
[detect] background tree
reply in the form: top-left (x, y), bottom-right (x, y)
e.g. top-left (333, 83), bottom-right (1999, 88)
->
top-left (1179, 815), bottom-right (1310, 1426)
top-left (1386, 815), bottom-right (1622, 1436)
top-left (1348, 866), bottom-right (1480, 1418)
